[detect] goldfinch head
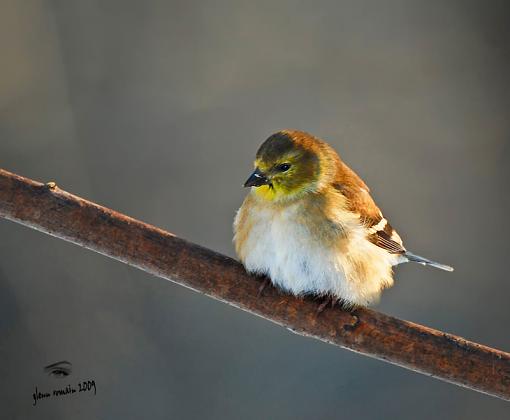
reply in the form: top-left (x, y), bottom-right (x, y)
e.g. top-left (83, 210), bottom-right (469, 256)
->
top-left (244, 130), bottom-right (338, 201)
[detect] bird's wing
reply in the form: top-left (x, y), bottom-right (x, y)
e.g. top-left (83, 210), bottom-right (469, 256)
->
top-left (333, 161), bottom-right (406, 255)
top-left (367, 224), bottom-right (406, 254)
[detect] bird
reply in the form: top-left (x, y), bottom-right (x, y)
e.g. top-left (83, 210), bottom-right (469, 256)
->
top-left (233, 130), bottom-right (453, 307)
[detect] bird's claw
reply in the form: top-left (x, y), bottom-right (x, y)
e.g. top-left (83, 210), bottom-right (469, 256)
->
top-left (258, 277), bottom-right (271, 297)
top-left (317, 295), bottom-right (337, 314)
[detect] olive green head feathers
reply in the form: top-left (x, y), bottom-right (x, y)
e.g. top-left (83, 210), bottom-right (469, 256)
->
top-left (244, 130), bottom-right (339, 201)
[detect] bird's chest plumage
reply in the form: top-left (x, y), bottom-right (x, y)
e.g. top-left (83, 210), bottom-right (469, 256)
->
top-left (234, 198), bottom-right (346, 296)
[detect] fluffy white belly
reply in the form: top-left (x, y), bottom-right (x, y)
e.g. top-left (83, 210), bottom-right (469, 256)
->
top-left (238, 204), bottom-right (351, 298)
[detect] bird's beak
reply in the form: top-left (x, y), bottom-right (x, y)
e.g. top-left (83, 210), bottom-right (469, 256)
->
top-left (244, 168), bottom-right (270, 187)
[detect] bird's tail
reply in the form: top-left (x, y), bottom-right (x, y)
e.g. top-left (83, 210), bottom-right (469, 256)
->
top-left (405, 252), bottom-right (454, 272)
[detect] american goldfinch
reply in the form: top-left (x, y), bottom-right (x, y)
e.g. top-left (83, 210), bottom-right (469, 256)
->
top-left (234, 130), bottom-right (453, 307)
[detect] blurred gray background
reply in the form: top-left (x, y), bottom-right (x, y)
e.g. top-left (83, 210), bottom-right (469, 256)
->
top-left (1, 0), bottom-right (509, 419)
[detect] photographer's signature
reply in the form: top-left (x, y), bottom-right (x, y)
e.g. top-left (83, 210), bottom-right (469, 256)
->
top-left (32, 361), bottom-right (97, 406)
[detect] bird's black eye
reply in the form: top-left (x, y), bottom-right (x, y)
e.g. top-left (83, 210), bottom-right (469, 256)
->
top-left (277, 163), bottom-right (291, 172)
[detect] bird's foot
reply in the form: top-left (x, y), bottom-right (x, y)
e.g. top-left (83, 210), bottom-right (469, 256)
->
top-left (317, 295), bottom-right (337, 314)
top-left (258, 277), bottom-right (271, 297)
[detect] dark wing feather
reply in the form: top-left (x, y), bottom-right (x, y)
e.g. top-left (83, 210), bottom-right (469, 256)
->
top-left (368, 229), bottom-right (406, 254)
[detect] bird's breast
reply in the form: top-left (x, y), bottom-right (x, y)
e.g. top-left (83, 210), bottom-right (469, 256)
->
top-left (234, 197), bottom-right (346, 295)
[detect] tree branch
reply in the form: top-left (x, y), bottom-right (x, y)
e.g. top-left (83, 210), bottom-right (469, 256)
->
top-left (0, 168), bottom-right (508, 401)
